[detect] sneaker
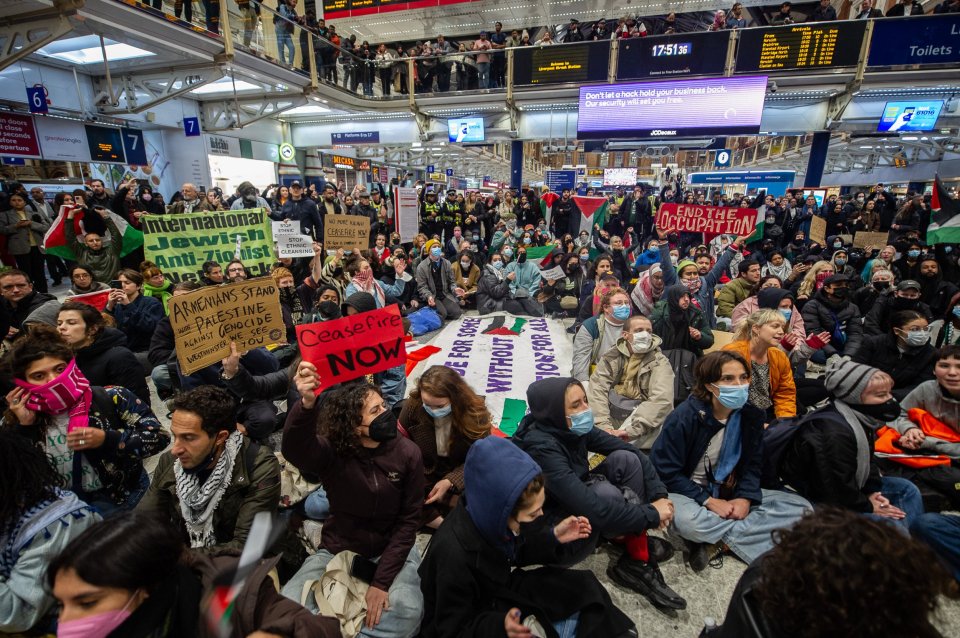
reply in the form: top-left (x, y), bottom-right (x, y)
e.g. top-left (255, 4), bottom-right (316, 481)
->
top-left (648, 535), bottom-right (676, 564)
top-left (686, 540), bottom-right (723, 573)
top-left (607, 555), bottom-right (687, 611)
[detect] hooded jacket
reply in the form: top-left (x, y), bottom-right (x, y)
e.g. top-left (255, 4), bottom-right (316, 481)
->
top-left (650, 286), bottom-right (714, 356)
top-left (660, 242), bottom-right (736, 328)
top-left (512, 377), bottom-right (666, 535)
top-left (800, 288), bottom-right (864, 358)
top-left (74, 327), bottom-right (151, 406)
top-left (418, 437), bottom-right (635, 638)
top-left (476, 263), bottom-right (511, 314)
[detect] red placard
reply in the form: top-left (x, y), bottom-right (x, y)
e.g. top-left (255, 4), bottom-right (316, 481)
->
top-left (656, 203), bottom-right (758, 237)
top-left (296, 305), bottom-right (406, 392)
top-left (0, 113), bottom-right (41, 158)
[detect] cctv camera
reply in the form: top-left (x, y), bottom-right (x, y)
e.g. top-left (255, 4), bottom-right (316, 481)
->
top-left (768, 81), bottom-right (778, 93)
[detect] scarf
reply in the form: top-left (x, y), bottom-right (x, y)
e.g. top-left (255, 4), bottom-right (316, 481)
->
top-left (142, 281), bottom-right (172, 315)
top-left (835, 401), bottom-right (874, 489)
top-left (279, 286), bottom-right (304, 325)
top-left (351, 270), bottom-right (385, 308)
top-left (631, 265), bottom-right (662, 316)
top-left (764, 259), bottom-right (792, 282)
top-left (173, 430), bottom-right (244, 548)
top-left (0, 490), bottom-right (90, 579)
top-left (14, 359), bottom-right (91, 434)
top-left (710, 410), bottom-right (742, 497)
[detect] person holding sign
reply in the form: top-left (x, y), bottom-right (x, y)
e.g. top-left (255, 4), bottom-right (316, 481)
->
top-left (415, 240), bottom-right (464, 321)
top-left (281, 369), bottom-right (426, 637)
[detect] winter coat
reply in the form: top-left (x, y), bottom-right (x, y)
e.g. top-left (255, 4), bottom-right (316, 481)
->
top-left (281, 400), bottom-right (424, 591)
top-left (588, 335), bottom-right (674, 444)
top-left (138, 437), bottom-right (280, 557)
top-left (109, 293), bottom-right (164, 352)
top-left (2, 291), bottom-right (59, 332)
top-left (418, 438), bottom-right (634, 638)
top-left (451, 262), bottom-right (481, 296)
top-left (800, 289), bottom-right (864, 358)
top-left (273, 197), bottom-right (322, 240)
top-left (476, 264), bottom-right (511, 314)
top-left (650, 396), bottom-right (765, 505)
top-left (148, 316), bottom-right (175, 368)
top-left (721, 339), bottom-right (797, 419)
top-left (715, 277), bottom-right (754, 319)
top-left (416, 256), bottom-right (458, 302)
top-left (863, 292), bottom-right (933, 336)
top-left (65, 216), bottom-right (123, 283)
top-left (74, 327), bottom-right (150, 406)
top-left (512, 377), bottom-right (667, 536)
top-left (660, 242), bottom-right (737, 327)
top-left (650, 297), bottom-right (714, 357)
top-left (852, 334), bottom-right (937, 402)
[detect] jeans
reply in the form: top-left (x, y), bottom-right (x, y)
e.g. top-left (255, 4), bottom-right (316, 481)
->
top-left (375, 365), bottom-right (407, 410)
top-left (865, 476), bottom-right (924, 532)
top-left (282, 545), bottom-right (424, 637)
top-left (81, 469), bottom-right (150, 518)
top-left (277, 31), bottom-right (294, 65)
top-left (477, 62), bottom-right (490, 88)
top-left (552, 612), bottom-right (580, 638)
top-left (151, 364), bottom-right (174, 399)
top-left (304, 487), bottom-right (330, 520)
top-left (670, 489), bottom-right (812, 563)
top-left (911, 513), bottom-right (960, 580)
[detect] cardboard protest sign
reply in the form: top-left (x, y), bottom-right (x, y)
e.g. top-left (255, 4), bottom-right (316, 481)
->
top-left (142, 208), bottom-right (274, 283)
top-left (296, 304), bottom-right (406, 392)
top-left (809, 215), bottom-right (827, 245)
top-left (540, 265), bottom-right (566, 281)
top-left (656, 203), bottom-right (758, 237)
top-left (170, 278), bottom-right (287, 375)
top-left (277, 234), bottom-right (314, 258)
top-left (272, 220), bottom-right (298, 240)
top-left (324, 215), bottom-right (370, 251)
top-left (852, 231), bottom-right (888, 249)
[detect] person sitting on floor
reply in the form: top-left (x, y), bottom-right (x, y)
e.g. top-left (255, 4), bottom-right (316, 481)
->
top-left (853, 309), bottom-right (937, 402)
top-left (650, 351), bottom-right (811, 572)
top-left (589, 314), bottom-right (675, 450)
top-left (572, 287), bottom-right (632, 383)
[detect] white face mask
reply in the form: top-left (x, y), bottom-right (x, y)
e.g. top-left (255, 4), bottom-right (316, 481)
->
top-left (630, 331), bottom-right (653, 350)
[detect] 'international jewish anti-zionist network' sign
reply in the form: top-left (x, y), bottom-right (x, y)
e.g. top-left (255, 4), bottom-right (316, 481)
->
top-left (407, 315), bottom-right (574, 434)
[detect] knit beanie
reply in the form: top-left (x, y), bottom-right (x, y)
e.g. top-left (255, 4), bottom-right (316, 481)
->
top-left (676, 259), bottom-right (697, 276)
top-left (824, 357), bottom-right (881, 403)
top-left (424, 239), bottom-right (441, 253)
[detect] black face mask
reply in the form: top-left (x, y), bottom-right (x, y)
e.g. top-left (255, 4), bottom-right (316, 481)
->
top-left (317, 300), bottom-right (341, 320)
top-left (893, 295), bottom-right (917, 310)
top-left (849, 398), bottom-right (901, 423)
top-left (517, 252), bottom-right (527, 264)
top-left (872, 281), bottom-right (889, 292)
top-left (828, 288), bottom-right (849, 300)
top-left (367, 409), bottom-right (397, 442)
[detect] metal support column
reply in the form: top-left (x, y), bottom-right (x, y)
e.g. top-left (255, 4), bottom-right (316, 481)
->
top-left (805, 131), bottom-right (831, 187)
top-left (510, 140), bottom-right (523, 190)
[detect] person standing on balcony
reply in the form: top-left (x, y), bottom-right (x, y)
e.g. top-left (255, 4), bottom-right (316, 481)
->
top-left (472, 32), bottom-right (492, 89)
top-left (298, 7), bottom-right (318, 73)
top-left (489, 21), bottom-right (507, 87)
top-left (275, 0), bottom-right (297, 66)
top-left (237, 0), bottom-right (260, 48)
top-left (434, 35), bottom-right (453, 92)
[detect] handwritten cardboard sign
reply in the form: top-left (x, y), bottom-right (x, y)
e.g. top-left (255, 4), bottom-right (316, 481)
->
top-left (324, 215), bottom-right (370, 251)
top-left (170, 278), bottom-right (287, 375)
top-left (277, 233), bottom-right (315, 258)
top-left (809, 215), bottom-right (827, 245)
top-left (656, 203), bottom-right (757, 237)
top-left (852, 231), bottom-right (888, 249)
top-left (296, 304), bottom-right (406, 392)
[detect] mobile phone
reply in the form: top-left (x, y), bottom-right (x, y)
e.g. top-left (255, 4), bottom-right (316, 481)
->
top-left (110, 280), bottom-right (122, 289)
top-left (350, 555), bottom-right (377, 584)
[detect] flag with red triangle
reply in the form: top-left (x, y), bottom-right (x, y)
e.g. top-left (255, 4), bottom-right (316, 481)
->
top-left (540, 190), bottom-right (559, 226)
top-left (42, 205), bottom-right (143, 260)
top-left (66, 289), bottom-right (112, 311)
top-left (571, 196), bottom-right (609, 236)
top-left (928, 174), bottom-right (960, 245)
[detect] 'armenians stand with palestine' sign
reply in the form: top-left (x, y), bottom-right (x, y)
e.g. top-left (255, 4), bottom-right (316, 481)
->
top-left (656, 203), bottom-right (758, 237)
top-left (141, 208), bottom-right (274, 283)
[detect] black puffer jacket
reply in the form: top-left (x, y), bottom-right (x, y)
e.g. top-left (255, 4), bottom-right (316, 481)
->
top-left (75, 328), bottom-right (150, 406)
top-left (800, 289), bottom-right (864, 358)
top-left (852, 334), bottom-right (937, 402)
top-left (476, 265), bottom-right (511, 314)
top-left (862, 292), bottom-right (932, 336)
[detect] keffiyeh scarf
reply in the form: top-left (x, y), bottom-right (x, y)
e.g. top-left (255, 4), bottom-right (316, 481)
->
top-left (173, 430), bottom-right (244, 548)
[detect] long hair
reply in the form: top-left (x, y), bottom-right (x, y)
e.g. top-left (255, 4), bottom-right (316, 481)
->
top-left (407, 366), bottom-right (491, 440)
top-left (0, 429), bottom-right (63, 528)
top-left (797, 261), bottom-right (835, 298)
top-left (318, 382), bottom-right (382, 458)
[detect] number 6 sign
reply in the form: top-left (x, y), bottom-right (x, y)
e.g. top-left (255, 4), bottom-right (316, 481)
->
top-left (27, 86), bottom-right (48, 114)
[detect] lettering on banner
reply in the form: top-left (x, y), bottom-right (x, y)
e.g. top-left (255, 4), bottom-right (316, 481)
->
top-left (655, 203), bottom-right (757, 237)
top-left (324, 215), bottom-right (370, 251)
top-left (296, 305), bottom-right (406, 391)
top-left (277, 233), bottom-right (315, 258)
top-left (527, 318), bottom-right (560, 380)
top-left (442, 317), bottom-right (481, 375)
top-left (170, 279), bottom-right (287, 375)
top-left (487, 336), bottom-right (514, 394)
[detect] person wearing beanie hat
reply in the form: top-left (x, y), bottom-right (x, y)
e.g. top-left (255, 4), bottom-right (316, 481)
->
top-left (775, 357), bottom-right (924, 530)
top-left (863, 278), bottom-right (933, 337)
top-left (415, 237), bottom-right (465, 321)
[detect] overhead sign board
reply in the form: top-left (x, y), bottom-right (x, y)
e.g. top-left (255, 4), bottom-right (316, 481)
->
top-left (617, 31), bottom-right (728, 80)
top-left (545, 170), bottom-right (577, 191)
top-left (121, 128), bottom-right (147, 166)
top-left (84, 125), bottom-right (126, 163)
top-left (0, 113), bottom-right (41, 158)
top-left (715, 149), bottom-right (733, 167)
top-left (331, 131), bottom-right (381, 144)
top-left (330, 154), bottom-right (356, 169)
top-left (736, 22), bottom-right (866, 73)
top-left (688, 170), bottom-right (796, 184)
top-left (513, 40), bottom-right (610, 86)
top-left (27, 86), bottom-right (48, 114)
top-left (868, 15), bottom-right (960, 67)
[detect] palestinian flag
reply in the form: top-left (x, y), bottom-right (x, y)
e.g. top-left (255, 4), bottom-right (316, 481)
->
top-left (42, 205), bottom-right (143, 260)
top-left (540, 191), bottom-right (559, 226)
top-left (67, 289), bottom-right (112, 311)
top-left (571, 196), bottom-right (609, 236)
top-left (928, 175), bottom-right (960, 245)
top-left (740, 191), bottom-right (768, 244)
top-left (523, 244), bottom-right (556, 268)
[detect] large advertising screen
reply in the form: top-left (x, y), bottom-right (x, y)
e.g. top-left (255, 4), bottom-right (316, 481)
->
top-left (577, 76), bottom-right (767, 140)
top-left (877, 101), bottom-right (943, 133)
top-left (736, 22), bottom-right (865, 72)
top-left (604, 168), bottom-right (638, 186)
top-left (448, 117), bottom-right (485, 143)
top-left (617, 31), bottom-right (729, 79)
top-left (868, 15), bottom-right (960, 67)
top-left (512, 41), bottom-right (610, 86)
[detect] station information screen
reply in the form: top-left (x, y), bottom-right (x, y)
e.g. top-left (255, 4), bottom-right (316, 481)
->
top-left (736, 22), bottom-right (866, 72)
top-left (617, 31), bottom-right (729, 79)
top-left (84, 125), bottom-right (126, 163)
top-left (512, 41), bottom-right (610, 86)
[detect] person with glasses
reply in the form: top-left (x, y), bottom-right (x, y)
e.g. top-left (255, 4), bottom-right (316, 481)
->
top-left (853, 310), bottom-right (937, 402)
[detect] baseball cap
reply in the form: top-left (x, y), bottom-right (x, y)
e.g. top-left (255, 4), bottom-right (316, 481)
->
top-left (897, 280), bottom-right (921, 291)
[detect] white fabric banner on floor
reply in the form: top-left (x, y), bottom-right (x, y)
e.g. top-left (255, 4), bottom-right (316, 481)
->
top-left (407, 314), bottom-right (573, 427)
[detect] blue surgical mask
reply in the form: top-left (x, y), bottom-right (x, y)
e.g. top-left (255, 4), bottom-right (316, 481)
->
top-left (612, 304), bottom-right (631, 321)
top-left (953, 306), bottom-right (960, 318)
top-left (711, 383), bottom-right (749, 410)
top-left (503, 248), bottom-right (513, 258)
top-left (780, 308), bottom-right (792, 322)
top-left (579, 254), bottom-right (588, 262)
top-left (492, 260), bottom-right (503, 269)
top-left (908, 250), bottom-right (921, 258)
top-left (523, 237), bottom-right (532, 244)
top-left (424, 403), bottom-right (452, 418)
top-left (946, 246), bottom-right (954, 254)
top-left (430, 246), bottom-right (442, 259)
top-left (568, 408), bottom-right (595, 436)
top-left (835, 258), bottom-right (847, 267)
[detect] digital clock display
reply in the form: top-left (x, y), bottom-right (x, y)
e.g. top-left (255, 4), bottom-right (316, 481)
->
top-left (652, 42), bottom-right (691, 57)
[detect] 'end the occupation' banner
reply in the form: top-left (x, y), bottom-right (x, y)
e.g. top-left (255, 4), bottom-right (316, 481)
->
top-left (141, 208), bottom-right (274, 283)
top-left (656, 203), bottom-right (758, 237)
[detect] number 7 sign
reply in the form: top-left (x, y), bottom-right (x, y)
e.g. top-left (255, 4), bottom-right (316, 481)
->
top-left (183, 117), bottom-right (200, 137)
top-left (121, 128), bottom-right (147, 165)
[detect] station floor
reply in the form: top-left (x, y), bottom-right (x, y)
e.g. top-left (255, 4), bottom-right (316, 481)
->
top-left (98, 276), bottom-right (959, 636)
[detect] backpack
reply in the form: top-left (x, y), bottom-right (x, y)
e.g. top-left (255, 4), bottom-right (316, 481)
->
top-left (760, 408), bottom-right (850, 489)
top-left (662, 349), bottom-right (696, 406)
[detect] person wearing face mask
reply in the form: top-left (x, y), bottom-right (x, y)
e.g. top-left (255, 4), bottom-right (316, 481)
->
top-left (630, 263), bottom-right (665, 317)
top-left (589, 315), bottom-right (675, 449)
top-left (573, 288), bottom-right (635, 382)
top-left (634, 240), bottom-right (662, 269)
top-left (476, 251), bottom-right (521, 315)
top-left (415, 239), bottom-right (464, 320)
top-left (343, 254), bottom-right (408, 310)
top-left (541, 253), bottom-right (584, 318)
top-left (514, 377), bottom-right (685, 611)
top-left (651, 351), bottom-right (811, 572)
top-left (918, 255), bottom-right (958, 319)
top-left (651, 285), bottom-right (714, 358)
top-left (451, 250), bottom-right (480, 308)
top-left (722, 310), bottom-right (797, 420)
top-left (231, 181), bottom-right (270, 210)
top-left (270, 266), bottom-right (305, 344)
top-left (0, 430), bottom-right (100, 634)
top-left (504, 245), bottom-right (543, 317)
top-left (800, 274), bottom-right (864, 361)
top-left (419, 436), bottom-right (636, 638)
top-left (864, 279), bottom-right (933, 336)
top-left (774, 359), bottom-right (924, 530)
top-left (4, 331), bottom-right (168, 516)
top-left (490, 212), bottom-right (523, 255)
top-left (829, 246), bottom-right (862, 290)
top-left (281, 370), bottom-right (426, 636)
top-left (935, 292), bottom-right (960, 348)
top-left (854, 267), bottom-right (894, 315)
top-left (854, 310), bottom-right (937, 402)
top-left (399, 366), bottom-right (491, 528)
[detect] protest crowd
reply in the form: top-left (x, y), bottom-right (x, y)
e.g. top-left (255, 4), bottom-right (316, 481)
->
top-left (2, 172), bottom-right (960, 638)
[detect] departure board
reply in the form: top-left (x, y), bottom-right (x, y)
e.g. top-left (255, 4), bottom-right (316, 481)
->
top-left (736, 22), bottom-right (866, 72)
top-left (512, 41), bottom-right (610, 86)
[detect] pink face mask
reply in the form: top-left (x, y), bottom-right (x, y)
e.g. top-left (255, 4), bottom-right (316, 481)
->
top-left (57, 592), bottom-right (138, 638)
top-left (15, 359), bottom-right (91, 433)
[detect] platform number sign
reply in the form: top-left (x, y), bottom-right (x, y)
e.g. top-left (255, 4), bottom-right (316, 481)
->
top-left (427, 165), bottom-right (435, 173)
top-left (121, 128), bottom-right (147, 166)
top-left (27, 85), bottom-right (48, 114)
top-left (715, 149), bottom-right (733, 168)
top-left (446, 168), bottom-right (454, 177)
top-left (183, 117), bottom-right (201, 137)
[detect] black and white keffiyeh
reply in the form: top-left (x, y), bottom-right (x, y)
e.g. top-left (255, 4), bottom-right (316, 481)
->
top-left (173, 430), bottom-right (244, 548)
